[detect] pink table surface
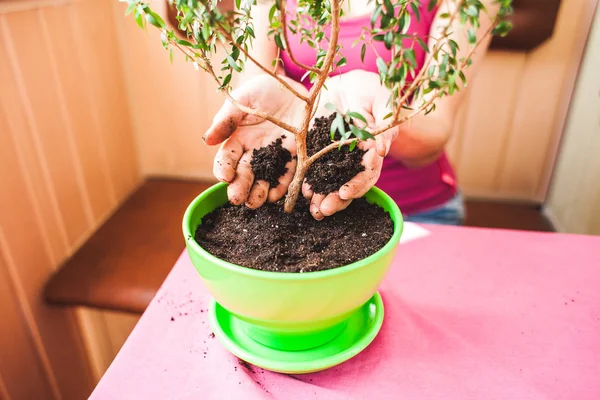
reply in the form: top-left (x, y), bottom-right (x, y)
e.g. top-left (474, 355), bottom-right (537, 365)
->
top-left (90, 224), bottom-right (600, 400)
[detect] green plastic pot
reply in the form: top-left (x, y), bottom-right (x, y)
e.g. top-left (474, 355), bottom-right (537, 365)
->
top-left (182, 182), bottom-right (403, 354)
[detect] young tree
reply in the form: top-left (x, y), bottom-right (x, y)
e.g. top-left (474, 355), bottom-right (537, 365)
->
top-left (123, 0), bottom-right (513, 212)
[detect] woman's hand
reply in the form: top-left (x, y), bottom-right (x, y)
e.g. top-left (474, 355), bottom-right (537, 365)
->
top-left (304, 70), bottom-right (399, 220)
top-left (204, 74), bottom-right (308, 209)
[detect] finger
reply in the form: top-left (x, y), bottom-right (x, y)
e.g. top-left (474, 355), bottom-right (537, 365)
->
top-left (213, 138), bottom-right (244, 183)
top-left (268, 157), bottom-right (297, 202)
top-left (339, 149), bottom-right (383, 200)
top-left (302, 181), bottom-right (314, 200)
top-left (246, 180), bottom-right (270, 209)
top-left (227, 152), bottom-right (254, 205)
top-left (375, 134), bottom-right (392, 158)
top-left (310, 193), bottom-right (326, 221)
top-left (320, 193), bottom-right (352, 216)
top-left (203, 100), bottom-right (246, 146)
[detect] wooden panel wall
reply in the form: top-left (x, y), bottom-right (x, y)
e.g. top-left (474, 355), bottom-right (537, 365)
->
top-left (446, 0), bottom-right (598, 202)
top-left (114, 0), bottom-right (596, 203)
top-left (545, 4), bottom-right (600, 235)
top-left (0, 0), bottom-right (140, 398)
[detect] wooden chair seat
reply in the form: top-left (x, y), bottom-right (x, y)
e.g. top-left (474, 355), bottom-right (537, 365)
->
top-left (44, 179), bottom-right (212, 314)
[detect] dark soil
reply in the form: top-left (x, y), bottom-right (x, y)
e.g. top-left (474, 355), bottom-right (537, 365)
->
top-left (194, 196), bottom-right (393, 273)
top-left (250, 136), bottom-right (292, 187)
top-left (305, 113), bottom-right (366, 195)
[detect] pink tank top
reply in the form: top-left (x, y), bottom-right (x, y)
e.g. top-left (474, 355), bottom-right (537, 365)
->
top-left (281, 1), bottom-right (457, 216)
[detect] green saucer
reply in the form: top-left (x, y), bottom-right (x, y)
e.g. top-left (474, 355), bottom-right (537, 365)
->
top-left (209, 292), bottom-right (384, 374)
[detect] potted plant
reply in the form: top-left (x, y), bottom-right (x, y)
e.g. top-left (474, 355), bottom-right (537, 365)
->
top-left (123, 0), bottom-right (512, 373)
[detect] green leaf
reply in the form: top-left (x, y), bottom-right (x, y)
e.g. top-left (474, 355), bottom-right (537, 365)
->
top-left (202, 24), bottom-right (210, 41)
top-left (336, 57), bottom-right (347, 68)
top-left (376, 57), bottom-right (388, 81)
top-left (176, 39), bottom-right (193, 47)
top-left (459, 70), bottom-right (467, 86)
top-left (226, 55), bottom-right (242, 72)
top-left (361, 43), bottom-right (367, 63)
top-left (231, 46), bottom-right (240, 61)
top-left (428, 0), bottom-right (438, 11)
top-left (235, 0), bottom-right (241, 10)
top-left (399, 11), bottom-right (411, 34)
top-left (429, 80), bottom-right (441, 90)
top-left (331, 112), bottom-right (346, 140)
top-left (145, 11), bottom-right (165, 29)
top-left (448, 39), bottom-right (459, 57)
top-left (467, 28), bottom-right (477, 45)
top-left (380, 14), bottom-right (391, 29)
top-left (274, 33), bottom-right (286, 50)
top-left (346, 111), bottom-right (367, 124)
top-left (384, 0), bottom-right (394, 16)
top-left (349, 140), bottom-right (357, 152)
top-left (383, 111), bottom-right (393, 120)
top-left (416, 37), bottom-right (428, 52)
top-left (350, 125), bottom-right (375, 140)
top-left (125, 2), bottom-right (136, 15)
top-left (247, 26), bottom-right (255, 38)
top-left (135, 13), bottom-right (145, 29)
top-left (404, 48), bottom-right (417, 67)
top-left (325, 102), bottom-right (337, 112)
top-left (169, 47), bottom-right (173, 63)
top-left (268, 4), bottom-right (277, 22)
top-left (384, 31), bottom-right (393, 50)
top-left (466, 5), bottom-right (479, 17)
top-left (370, 5), bottom-right (382, 28)
top-left (492, 20), bottom-right (513, 37)
top-left (410, 2), bottom-right (420, 22)
top-left (428, 65), bottom-right (436, 77)
top-left (220, 73), bottom-right (232, 89)
top-left (425, 103), bottom-right (436, 115)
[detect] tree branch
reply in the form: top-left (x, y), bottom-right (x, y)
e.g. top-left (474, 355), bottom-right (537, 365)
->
top-left (393, 0), bottom-right (464, 120)
top-left (308, 0), bottom-right (341, 102)
top-left (223, 31), bottom-right (310, 102)
top-left (280, 0), bottom-right (320, 73)
top-left (197, 52), bottom-right (300, 135)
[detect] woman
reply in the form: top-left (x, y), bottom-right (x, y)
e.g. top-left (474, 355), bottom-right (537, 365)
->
top-left (203, 0), bottom-right (497, 225)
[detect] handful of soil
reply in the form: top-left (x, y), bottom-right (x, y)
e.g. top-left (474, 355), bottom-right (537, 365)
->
top-left (250, 137), bottom-right (292, 187)
top-left (305, 113), bottom-right (366, 195)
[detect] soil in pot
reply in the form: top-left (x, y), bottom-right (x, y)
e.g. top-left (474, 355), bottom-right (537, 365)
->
top-left (194, 113), bottom-right (394, 273)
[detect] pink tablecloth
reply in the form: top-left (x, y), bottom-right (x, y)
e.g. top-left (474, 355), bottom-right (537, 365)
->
top-left (90, 224), bottom-right (600, 400)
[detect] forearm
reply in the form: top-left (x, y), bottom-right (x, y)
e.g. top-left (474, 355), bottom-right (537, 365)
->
top-left (237, 2), bottom-right (286, 85)
top-left (387, 111), bottom-right (452, 168)
top-left (388, 0), bottom-right (499, 168)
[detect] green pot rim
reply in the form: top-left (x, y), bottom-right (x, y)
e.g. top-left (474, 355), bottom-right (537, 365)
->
top-left (182, 182), bottom-right (403, 281)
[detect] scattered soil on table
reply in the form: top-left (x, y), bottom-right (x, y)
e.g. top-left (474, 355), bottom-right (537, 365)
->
top-left (305, 113), bottom-right (366, 195)
top-left (194, 195), bottom-right (393, 273)
top-left (250, 136), bottom-right (292, 187)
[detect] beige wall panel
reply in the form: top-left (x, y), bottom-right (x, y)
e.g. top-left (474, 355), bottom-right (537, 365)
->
top-left (41, 5), bottom-right (118, 222)
top-left (0, 240), bottom-right (53, 400)
top-left (3, 10), bottom-right (92, 250)
top-left (0, 0), bottom-right (143, 397)
top-left (0, 18), bottom-right (69, 265)
top-left (546, 3), bottom-right (600, 235)
top-left (453, 52), bottom-right (526, 196)
top-left (113, 0), bottom-right (221, 180)
top-left (0, 107), bottom-right (94, 399)
top-left (70, 0), bottom-right (141, 200)
top-left (497, 0), bottom-right (598, 201)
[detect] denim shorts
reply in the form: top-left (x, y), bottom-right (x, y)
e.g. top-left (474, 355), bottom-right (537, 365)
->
top-left (403, 191), bottom-right (465, 226)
